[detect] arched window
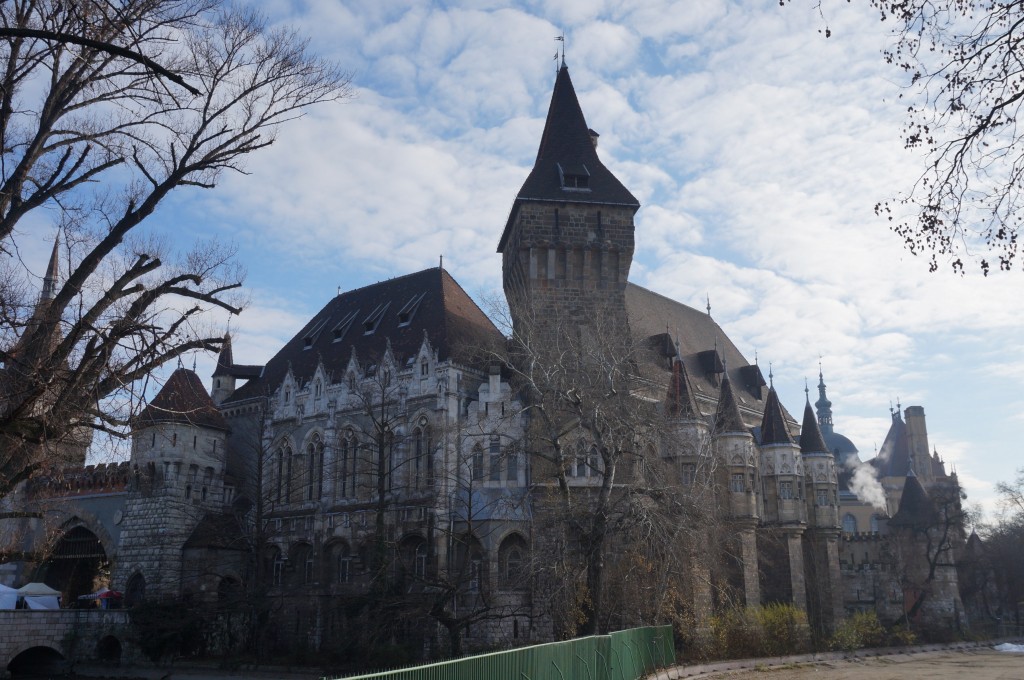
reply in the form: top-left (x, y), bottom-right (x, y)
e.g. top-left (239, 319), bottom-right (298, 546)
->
top-left (399, 536), bottom-right (428, 584)
top-left (472, 444), bottom-right (484, 481)
top-left (332, 542), bottom-right (352, 584)
top-left (870, 514), bottom-right (881, 534)
top-left (338, 432), bottom-right (350, 498)
top-left (276, 448), bottom-right (285, 503)
top-left (842, 513), bottom-right (858, 534)
top-left (292, 544), bottom-right (314, 585)
top-left (489, 436), bottom-right (502, 481)
top-left (498, 534), bottom-right (528, 588)
top-left (506, 445), bottom-right (519, 486)
top-left (125, 573), bottom-right (146, 607)
top-left (573, 440), bottom-right (587, 478)
top-left (306, 434), bottom-right (323, 501)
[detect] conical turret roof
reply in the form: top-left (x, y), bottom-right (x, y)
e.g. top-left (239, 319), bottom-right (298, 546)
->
top-left (713, 373), bottom-right (747, 434)
top-left (137, 367), bottom-right (228, 431)
top-left (890, 470), bottom-right (934, 527)
top-left (498, 65), bottom-right (639, 252)
top-left (759, 386), bottom-right (793, 445)
top-left (799, 398), bottom-right (830, 454)
top-left (212, 333), bottom-right (234, 378)
top-left (872, 410), bottom-right (910, 477)
top-left (667, 357), bottom-right (700, 419)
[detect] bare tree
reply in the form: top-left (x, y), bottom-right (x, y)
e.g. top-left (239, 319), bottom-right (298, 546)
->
top-left (788, 0), bottom-right (1024, 274)
top-left (492, 298), bottom-right (725, 638)
top-left (0, 0), bottom-right (351, 496)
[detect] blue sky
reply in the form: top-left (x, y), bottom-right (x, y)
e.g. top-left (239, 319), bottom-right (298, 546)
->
top-left (27, 1), bottom-right (1022, 518)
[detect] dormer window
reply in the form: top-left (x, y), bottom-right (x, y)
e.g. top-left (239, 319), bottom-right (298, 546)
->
top-left (397, 292), bottom-right (426, 326)
top-left (332, 310), bottom-right (359, 342)
top-left (558, 163), bottom-right (590, 191)
top-left (362, 302), bottom-right (390, 334)
top-left (302, 318), bottom-right (329, 349)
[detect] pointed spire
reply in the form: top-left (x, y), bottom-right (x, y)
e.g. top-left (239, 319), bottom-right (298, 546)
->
top-left (815, 363), bottom-right (834, 434)
top-left (213, 333), bottom-right (234, 377)
top-left (498, 64), bottom-right (638, 253)
top-left (667, 358), bottom-right (700, 420)
top-left (759, 385), bottom-right (793, 445)
top-left (40, 236), bottom-right (60, 302)
top-left (713, 372), bottom-right (747, 434)
top-left (136, 367), bottom-right (229, 431)
top-left (800, 397), bottom-right (830, 454)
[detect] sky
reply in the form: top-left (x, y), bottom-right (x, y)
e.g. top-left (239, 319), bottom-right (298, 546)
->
top-left (26, 1), bottom-right (1022, 519)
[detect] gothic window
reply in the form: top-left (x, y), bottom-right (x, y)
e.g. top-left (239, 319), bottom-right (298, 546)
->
top-left (779, 481), bottom-right (794, 500)
top-left (588, 446), bottom-right (599, 478)
top-left (276, 449), bottom-right (284, 503)
top-left (415, 543), bottom-right (428, 579)
top-left (816, 489), bottom-right (830, 506)
top-left (498, 534), bottom-right (528, 587)
top-left (843, 513), bottom-right (858, 534)
top-left (284, 447), bottom-right (294, 503)
top-left (314, 380), bottom-right (322, 399)
top-left (420, 361), bottom-right (429, 377)
top-left (472, 444), bottom-right (484, 481)
top-left (339, 434), bottom-right (350, 498)
top-left (730, 473), bottom-right (745, 493)
top-left (506, 446), bottom-right (519, 486)
top-left (681, 464), bottom-right (696, 486)
top-left (335, 542), bottom-right (352, 584)
top-left (489, 436), bottom-right (502, 481)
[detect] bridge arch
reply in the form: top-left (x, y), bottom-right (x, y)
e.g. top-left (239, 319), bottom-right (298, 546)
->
top-left (6, 645), bottom-right (66, 677)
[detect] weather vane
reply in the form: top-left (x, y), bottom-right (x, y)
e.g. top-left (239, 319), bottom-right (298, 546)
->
top-left (555, 33), bottom-right (565, 68)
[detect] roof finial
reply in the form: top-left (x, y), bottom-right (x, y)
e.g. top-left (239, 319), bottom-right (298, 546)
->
top-left (818, 354), bottom-right (823, 381)
top-left (768, 362), bottom-right (774, 388)
top-left (754, 349), bottom-right (758, 365)
top-left (192, 354), bottom-right (197, 372)
top-left (555, 33), bottom-right (565, 67)
top-left (706, 292), bottom-right (712, 316)
top-left (804, 377), bottom-right (809, 400)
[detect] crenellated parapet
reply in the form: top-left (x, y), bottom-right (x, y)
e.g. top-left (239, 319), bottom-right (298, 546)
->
top-left (26, 461), bottom-right (133, 499)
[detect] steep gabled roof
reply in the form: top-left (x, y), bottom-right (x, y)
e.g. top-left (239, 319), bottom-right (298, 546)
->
top-left (498, 65), bottom-right (639, 253)
top-left (137, 368), bottom-right (228, 431)
top-left (759, 386), bottom-right (793, 445)
top-left (799, 399), bottom-right (830, 454)
top-left (226, 268), bottom-right (503, 404)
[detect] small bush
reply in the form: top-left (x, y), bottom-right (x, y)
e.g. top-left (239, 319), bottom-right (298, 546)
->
top-left (756, 603), bottom-right (811, 656)
top-left (829, 611), bottom-right (884, 652)
top-left (887, 625), bottom-right (917, 647)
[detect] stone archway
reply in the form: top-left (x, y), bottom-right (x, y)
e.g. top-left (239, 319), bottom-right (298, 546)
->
top-left (6, 646), bottom-right (66, 677)
top-left (40, 526), bottom-right (109, 603)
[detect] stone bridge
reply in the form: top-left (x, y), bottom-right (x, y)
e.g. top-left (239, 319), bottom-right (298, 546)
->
top-left (0, 610), bottom-right (134, 678)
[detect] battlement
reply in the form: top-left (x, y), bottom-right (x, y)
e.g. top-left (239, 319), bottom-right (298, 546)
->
top-left (27, 462), bottom-right (133, 499)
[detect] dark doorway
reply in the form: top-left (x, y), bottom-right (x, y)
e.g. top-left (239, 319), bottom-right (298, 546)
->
top-left (40, 526), bottom-right (108, 602)
top-left (7, 646), bottom-right (66, 677)
top-left (96, 636), bottom-right (122, 663)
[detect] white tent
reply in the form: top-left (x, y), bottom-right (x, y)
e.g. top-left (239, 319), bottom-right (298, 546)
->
top-left (0, 584), bottom-right (16, 610)
top-left (16, 582), bottom-right (60, 610)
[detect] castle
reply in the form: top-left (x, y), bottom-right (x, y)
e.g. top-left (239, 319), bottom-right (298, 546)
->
top-left (0, 64), bottom-right (973, 659)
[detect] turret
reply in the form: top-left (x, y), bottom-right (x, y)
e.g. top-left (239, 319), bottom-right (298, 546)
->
top-left (713, 372), bottom-right (758, 521)
top-left (904, 405), bottom-right (933, 483)
top-left (799, 397), bottom-right (839, 530)
top-left (498, 63), bottom-right (640, 336)
top-left (759, 384), bottom-right (805, 526)
top-left (211, 333), bottom-right (236, 406)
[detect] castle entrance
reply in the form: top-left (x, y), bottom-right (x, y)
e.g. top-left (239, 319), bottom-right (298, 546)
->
top-left (39, 526), bottom-right (108, 603)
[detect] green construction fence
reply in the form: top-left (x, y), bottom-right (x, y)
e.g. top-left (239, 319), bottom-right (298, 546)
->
top-left (331, 625), bottom-right (675, 680)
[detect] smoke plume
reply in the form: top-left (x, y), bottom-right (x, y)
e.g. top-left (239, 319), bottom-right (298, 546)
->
top-left (845, 458), bottom-right (887, 511)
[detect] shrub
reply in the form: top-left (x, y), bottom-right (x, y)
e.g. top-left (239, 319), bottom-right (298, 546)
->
top-left (756, 603), bottom-right (811, 656)
top-left (829, 611), bottom-right (885, 652)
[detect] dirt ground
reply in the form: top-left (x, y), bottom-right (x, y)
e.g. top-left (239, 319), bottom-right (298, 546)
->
top-left (702, 648), bottom-right (1024, 679)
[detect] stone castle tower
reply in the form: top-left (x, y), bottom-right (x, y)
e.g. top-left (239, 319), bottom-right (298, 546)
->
top-left (112, 368), bottom-right (230, 601)
top-left (497, 63), bottom-right (640, 337)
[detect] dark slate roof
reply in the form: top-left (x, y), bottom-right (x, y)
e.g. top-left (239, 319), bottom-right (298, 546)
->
top-left (137, 368), bottom-right (229, 431)
top-left (713, 374), bottom-right (747, 434)
top-left (226, 268), bottom-right (502, 404)
top-left (759, 386), bottom-right (794, 445)
top-left (667, 357), bottom-right (700, 419)
top-left (799, 399), bottom-right (830, 454)
top-left (625, 283), bottom-right (795, 429)
top-left (498, 65), bottom-right (639, 253)
top-left (183, 512), bottom-right (248, 551)
top-left (212, 334), bottom-right (234, 377)
top-left (824, 431), bottom-right (859, 458)
top-left (871, 413), bottom-right (911, 477)
top-left (890, 470), bottom-right (934, 528)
